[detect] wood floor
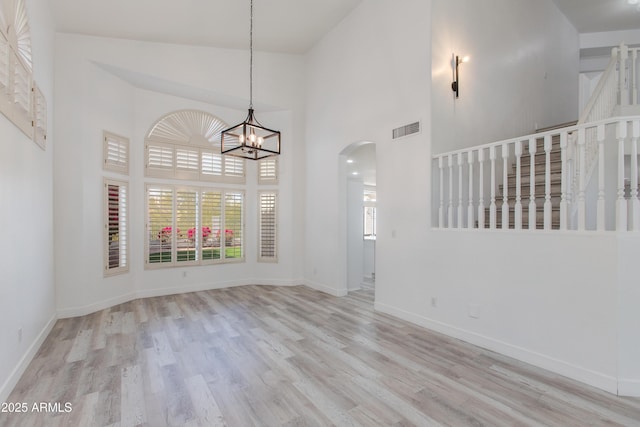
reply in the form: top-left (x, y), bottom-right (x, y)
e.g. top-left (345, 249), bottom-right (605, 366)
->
top-left (3, 285), bottom-right (640, 426)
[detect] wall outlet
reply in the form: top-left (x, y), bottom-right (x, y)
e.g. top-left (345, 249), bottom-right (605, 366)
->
top-left (18, 328), bottom-right (22, 343)
top-left (431, 297), bottom-right (438, 308)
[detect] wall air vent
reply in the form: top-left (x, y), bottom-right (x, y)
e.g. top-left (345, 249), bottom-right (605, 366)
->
top-left (392, 121), bottom-right (420, 139)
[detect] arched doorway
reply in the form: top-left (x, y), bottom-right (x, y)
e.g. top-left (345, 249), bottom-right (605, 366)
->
top-left (339, 141), bottom-right (377, 296)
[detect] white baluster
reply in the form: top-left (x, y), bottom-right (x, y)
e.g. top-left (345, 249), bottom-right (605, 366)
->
top-left (619, 44), bottom-right (629, 107)
top-left (559, 132), bottom-right (568, 231)
top-left (528, 137), bottom-right (537, 230)
top-left (544, 135), bottom-right (552, 230)
top-left (577, 129), bottom-right (586, 231)
top-left (438, 156), bottom-right (444, 228)
top-left (633, 49), bottom-right (638, 106)
top-left (631, 120), bottom-right (640, 231)
top-left (458, 153), bottom-right (464, 228)
top-left (616, 121), bottom-right (627, 231)
top-left (467, 151), bottom-right (475, 229)
top-left (597, 125), bottom-right (606, 231)
top-left (514, 141), bottom-right (522, 230)
top-left (478, 148), bottom-right (485, 229)
top-left (448, 154), bottom-right (454, 228)
top-left (502, 143), bottom-right (509, 230)
top-left (489, 146), bottom-right (497, 229)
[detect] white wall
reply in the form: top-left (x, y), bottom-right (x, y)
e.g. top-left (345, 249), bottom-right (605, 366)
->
top-left (0, 0), bottom-right (56, 402)
top-left (431, 0), bottom-right (579, 154)
top-left (304, 0), bottom-right (639, 395)
top-left (54, 34), bottom-right (306, 316)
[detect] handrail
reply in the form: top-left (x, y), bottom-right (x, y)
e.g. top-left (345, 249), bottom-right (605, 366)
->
top-left (578, 48), bottom-right (618, 125)
top-left (433, 116), bottom-right (640, 232)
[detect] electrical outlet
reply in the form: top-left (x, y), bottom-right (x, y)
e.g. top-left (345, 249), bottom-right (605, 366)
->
top-left (431, 297), bottom-right (438, 308)
top-left (18, 328), bottom-right (22, 343)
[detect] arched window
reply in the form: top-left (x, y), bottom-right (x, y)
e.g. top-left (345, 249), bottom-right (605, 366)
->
top-left (0, 0), bottom-right (46, 147)
top-left (145, 110), bottom-right (245, 183)
top-left (144, 110), bottom-right (245, 268)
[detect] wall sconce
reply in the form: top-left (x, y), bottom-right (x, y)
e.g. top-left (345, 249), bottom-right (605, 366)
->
top-left (451, 55), bottom-right (469, 98)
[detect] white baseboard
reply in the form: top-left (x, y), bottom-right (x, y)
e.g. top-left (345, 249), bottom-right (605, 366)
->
top-left (303, 279), bottom-right (348, 297)
top-left (374, 301), bottom-right (620, 396)
top-left (0, 314), bottom-right (57, 403)
top-left (57, 280), bottom-right (305, 319)
top-left (618, 379), bottom-right (640, 397)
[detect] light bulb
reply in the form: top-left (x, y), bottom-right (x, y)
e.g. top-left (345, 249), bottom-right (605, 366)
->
top-left (250, 133), bottom-right (256, 143)
top-left (258, 136), bottom-right (264, 147)
top-left (239, 134), bottom-right (245, 143)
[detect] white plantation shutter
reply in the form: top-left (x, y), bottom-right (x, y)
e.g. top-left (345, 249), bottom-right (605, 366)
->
top-left (175, 147), bottom-right (199, 180)
top-left (104, 179), bottom-right (128, 275)
top-left (258, 192), bottom-right (277, 262)
top-left (224, 191), bottom-right (244, 260)
top-left (258, 158), bottom-right (278, 184)
top-left (202, 190), bottom-right (222, 262)
top-left (201, 150), bottom-right (223, 179)
top-left (0, 32), bottom-right (9, 116)
top-left (103, 131), bottom-right (128, 174)
top-left (147, 186), bottom-right (174, 265)
top-left (11, 48), bottom-right (31, 137)
top-left (224, 156), bottom-right (245, 183)
top-left (175, 189), bottom-right (198, 263)
top-left (146, 142), bottom-right (174, 178)
top-left (32, 83), bottom-right (46, 148)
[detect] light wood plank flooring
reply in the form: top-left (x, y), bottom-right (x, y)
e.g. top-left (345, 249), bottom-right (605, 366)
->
top-left (2, 285), bottom-right (640, 426)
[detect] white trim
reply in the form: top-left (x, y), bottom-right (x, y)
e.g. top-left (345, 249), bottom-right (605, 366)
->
top-left (57, 280), bottom-right (303, 319)
top-left (618, 379), bottom-right (640, 397)
top-left (303, 279), bottom-right (348, 297)
top-left (374, 301), bottom-right (620, 396)
top-left (0, 314), bottom-right (57, 403)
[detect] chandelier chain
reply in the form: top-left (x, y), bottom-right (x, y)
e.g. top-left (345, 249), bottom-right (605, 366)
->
top-left (249, 0), bottom-right (253, 109)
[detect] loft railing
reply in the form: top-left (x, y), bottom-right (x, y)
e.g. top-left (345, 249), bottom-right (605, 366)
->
top-left (433, 117), bottom-right (640, 232)
top-left (568, 44), bottom-right (639, 213)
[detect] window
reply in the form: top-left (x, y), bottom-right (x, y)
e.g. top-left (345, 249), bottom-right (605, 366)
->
top-left (103, 131), bottom-right (129, 174)
top-left (0, 0), bottom-right (46, 148)
top-left (145, 110), bottom-right (244, 183)
top-left (258, 158), bottom-right (278, 184)
top-left (104, 179), bottom-right (128, 275)
top-left (258, 191), bottom-right (277, 262)
top-left (364, 188), bottom-right (376, 239)
top-left (146, 185), bottom-right (244, 268)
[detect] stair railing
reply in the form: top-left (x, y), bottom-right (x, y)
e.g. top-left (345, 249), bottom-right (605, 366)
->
top-left (433, 117), bottom-right (640, 232)
top-left (567, 44), bottom-right (640, 224)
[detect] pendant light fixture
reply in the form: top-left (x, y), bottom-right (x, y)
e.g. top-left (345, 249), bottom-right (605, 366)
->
top-left (221, 0), bottom-right (281, 160)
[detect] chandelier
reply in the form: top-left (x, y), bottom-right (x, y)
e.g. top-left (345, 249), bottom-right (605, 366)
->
top-left (221, 0), bottom-right (281, 160)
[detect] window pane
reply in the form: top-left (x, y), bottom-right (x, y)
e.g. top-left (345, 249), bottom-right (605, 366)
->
top-left (148, 187), bottom-right (173, 264)
top-left (224, 192), bottom-right (243, 259)
top-left (176, 190), bottom-right (198, 262)
top-left (364, 206), bottom-right (376, 239)
top-left (201, 151), bottom-right (223, 176)
top-left (259, 192), bottom-right (277, 260)
top-left (202, 191), bottom-right (222, 261)
top-left (224, 157), bottom-right (245, 178)
top-left (258, 158), bottom-right (277, 184)
top-left (106, 181), bottom-right (128, 273)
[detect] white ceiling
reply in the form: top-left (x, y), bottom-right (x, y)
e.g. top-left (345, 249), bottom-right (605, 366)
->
top-left (552, 0), bottom-right (640, 33)
top-left (50, 0), bottom-right (363, 54)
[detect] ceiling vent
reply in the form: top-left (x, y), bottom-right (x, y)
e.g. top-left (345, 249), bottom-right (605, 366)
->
top-left (392, 121), bottom-right (420, 140)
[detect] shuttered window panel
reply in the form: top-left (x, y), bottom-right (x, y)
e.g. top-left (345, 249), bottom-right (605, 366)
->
top-left (176, 189), bottom-right (198, 263)
top-left (103, 131), bottom-right (128, 174)
top-left (201, 190), bottom-right (222, 262)
top-left (32, 83), bottom-right (46, 148)
top-left (224, 191), bottom-right (244, 261)
top-left (258, 158), bottom-right (278, 184)
top-left (104, 179), bottom-right (128, 275)
top-left (0, 32), bottom-right (9, 107)
top-left (224, 156), bottom-right (245, 183)
top-left (147, 186), bottom-right (174, 265)
top-left (201, 151), bottom-right (223, 179)
top-left (258, 192), bottom-right (278, 262)
top-left (11, 48), bottom-right (31, 137)
top-left (146, 142), bottom-right (174, 178)
top-left (146, 186), bottom-right (244, 268)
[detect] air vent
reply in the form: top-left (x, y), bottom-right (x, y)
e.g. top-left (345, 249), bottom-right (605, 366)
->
top-left (392, 121), bottom-right (420, 139)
